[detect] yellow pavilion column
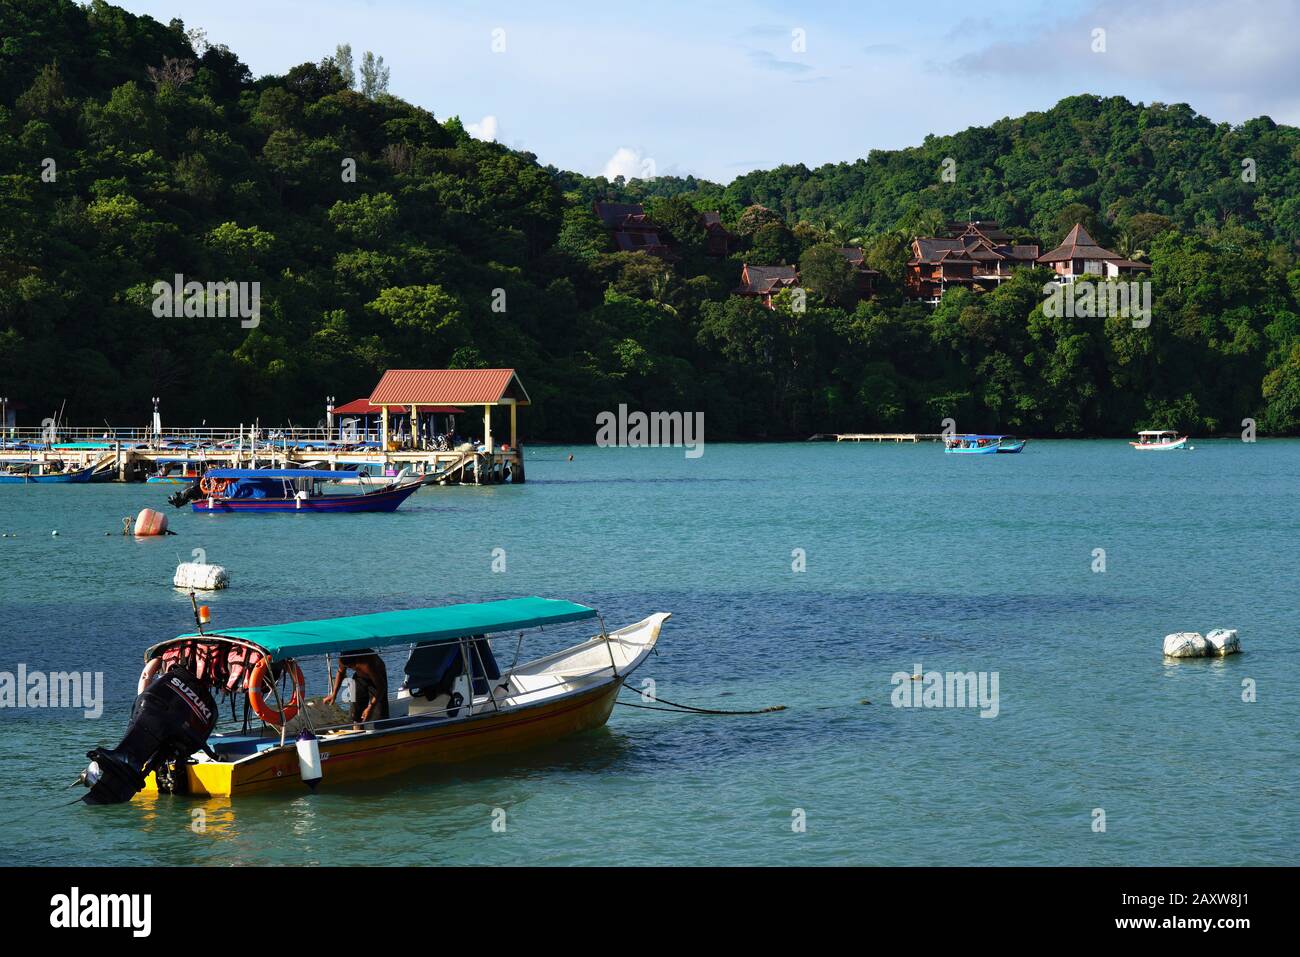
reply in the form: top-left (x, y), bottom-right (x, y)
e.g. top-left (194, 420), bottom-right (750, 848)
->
top-left (410, 404), bottom-right (419, 447)
top-left (381, 406), bottom-right (389, 450)
top-left (483, 404), bottom-right (493, 453)
top-left (509, 401), bottom-right (517, 448)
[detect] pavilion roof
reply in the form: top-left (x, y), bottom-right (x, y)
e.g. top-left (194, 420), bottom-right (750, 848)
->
top-left (1038, 224), bottom-right (1124, 263)
top-left (369, 369), bottom-right (530, 407)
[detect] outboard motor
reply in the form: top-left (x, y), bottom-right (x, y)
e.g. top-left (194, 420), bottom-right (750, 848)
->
top-left (168, 481), bottom-right (204, 508)
top-left (80, 664), bottom-right (218, 805)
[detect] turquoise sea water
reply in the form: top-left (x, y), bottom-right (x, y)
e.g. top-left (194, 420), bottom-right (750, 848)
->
top-left (0, 440), bottom-right (1296, 866)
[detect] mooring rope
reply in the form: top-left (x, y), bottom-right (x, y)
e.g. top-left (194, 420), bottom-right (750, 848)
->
top-left (617, 687), bottom-right (785, 715)
top-left (0, 792), bottom-right (85, 827)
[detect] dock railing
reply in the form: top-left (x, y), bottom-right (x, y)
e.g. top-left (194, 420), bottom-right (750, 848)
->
top-left (0, 424), bottom-right (439, 449)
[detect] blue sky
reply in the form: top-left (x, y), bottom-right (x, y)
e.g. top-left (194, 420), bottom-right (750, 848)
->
top-left (116, 0), bottom-right (1300, 183)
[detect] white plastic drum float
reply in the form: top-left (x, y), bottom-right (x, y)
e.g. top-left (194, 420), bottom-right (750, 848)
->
top-left (1163, 629), bottom-right (1241, 658)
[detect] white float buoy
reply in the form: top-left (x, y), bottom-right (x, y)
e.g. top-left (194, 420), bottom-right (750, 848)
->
top-left (1163, 630), bottom-right (1242, 658)
top-left (51, 530), bottom-right (58, 537)
top-left (1205, 628), bottom-right (1241, 656)
top-left (297, 731), bottom-right (322, 788)
top-left (173, 561), bottom-right (229, 590)
top-left (1162, 632), bottom-right (1208, 658)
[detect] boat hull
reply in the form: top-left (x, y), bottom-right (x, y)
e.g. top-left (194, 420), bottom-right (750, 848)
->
top-left (192, 481), bottom-right (421, 513)
top-left (996, 440), bottom-right (1027, 453)
top-left (141, 679), bottom-right (621, 797)
top-left (944, 444), bottom-right (999, 454)
top-left (0, 466), bottom-right (97, 484)
top-left (1130, 438), bottom-right (1187, 450)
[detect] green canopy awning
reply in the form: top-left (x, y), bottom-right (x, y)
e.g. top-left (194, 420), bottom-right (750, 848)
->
top-left (154, 597), bottom-right (598, 660)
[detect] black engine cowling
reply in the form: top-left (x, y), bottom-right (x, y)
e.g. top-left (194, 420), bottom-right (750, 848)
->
top-left (168, 482), bottom-right (204, 508)
top-left (81, 664), bottom-right (218, 805)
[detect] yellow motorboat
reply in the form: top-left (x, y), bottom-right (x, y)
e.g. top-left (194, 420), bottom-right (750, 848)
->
top-left (77, 598), bottom-right (669, 802)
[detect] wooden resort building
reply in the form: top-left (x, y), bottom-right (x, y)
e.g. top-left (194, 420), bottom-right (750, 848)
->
top-left (734, 252), bottom-right (878, 308)
top-left (702, 211), bottom-right (737, 256)
top-left (906, 221), bottom-right (1039, 304)
top-left (1037, 224), bottom-right (1151, 282)
top-left (734, 263), bottom-right (799, 308)
top-left (593, 201), bottom-right (674, 258)
top-left (838, 246), bottom-right (881, 297)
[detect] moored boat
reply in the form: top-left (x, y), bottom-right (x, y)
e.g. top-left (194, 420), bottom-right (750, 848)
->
top-left (0, 462), bottom-right (98, 484)
top-left (76, 597), bottom-right (669, 801)
top-left (145, 458), bottom-right (202, 484)
top-left (177, 468), bottom-right (421, 512)
top-left (996, 436), bottom-right (1027, 453)
top-left (943, 434), bottom-right (1002, 454)
top-left (1130, 429), bottom-right (1190, 451)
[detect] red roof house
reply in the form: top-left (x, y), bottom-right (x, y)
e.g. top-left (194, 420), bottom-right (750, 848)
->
top-left (906, 221), bottom-right (1041, 303)
top-left (593, 201), bottom-right (674, 259)
top-left (734, 263), bottom-right (798, 308)
top-left (1037, 224), bottom-right (1151, 280)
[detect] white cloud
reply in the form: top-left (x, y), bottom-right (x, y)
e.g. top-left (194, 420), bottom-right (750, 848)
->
top-left (466, 115), bottom-right (498, 142)
top-left (602, 147), bottom-right (652, 181)
top-left (112, 0), bottom-right (1299, 185)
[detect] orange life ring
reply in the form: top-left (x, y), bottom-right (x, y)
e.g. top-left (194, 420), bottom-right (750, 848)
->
top-left (246, 658), bottom-right (304, 726)
top-left (199, 476), bottom-right (231, 497)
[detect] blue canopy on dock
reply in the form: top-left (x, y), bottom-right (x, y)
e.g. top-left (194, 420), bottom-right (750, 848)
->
top-left (155, 597), bottom-right (599, 660)
top-left (206, 468), bottom-right (360, 479)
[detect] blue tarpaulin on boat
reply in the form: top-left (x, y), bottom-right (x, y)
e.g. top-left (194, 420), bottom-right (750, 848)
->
top-left (206, 468), bottom-right (360, 479)
top-left (154, 597), bottom-right (599, 660)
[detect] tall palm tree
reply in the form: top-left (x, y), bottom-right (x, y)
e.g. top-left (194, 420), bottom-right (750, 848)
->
top-left (1115, 229), bottom-right (1147, 262)
top-left (648, 271), bottom-right (679, 315)
top-left (823, 219), bottom-right (856, 246)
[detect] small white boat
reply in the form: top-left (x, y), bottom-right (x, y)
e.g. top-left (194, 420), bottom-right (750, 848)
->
top-left (1130, 429), bottom-right (1190, 451)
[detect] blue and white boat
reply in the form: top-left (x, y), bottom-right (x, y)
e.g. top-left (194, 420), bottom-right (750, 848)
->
top-left (996, 436), bottom-right (1028, 453)
top-left (179, 468), bottom-right (421, 513)
top-left (1130, 430), bottom-right (1190, 451)
top-left (943, 434), bottom-right (1002, 454)
top-left (0, 462), bottom-right (98, 484)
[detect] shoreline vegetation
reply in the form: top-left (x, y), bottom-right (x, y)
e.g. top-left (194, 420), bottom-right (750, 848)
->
top-left (2, 2), bottom-right (1298, 441)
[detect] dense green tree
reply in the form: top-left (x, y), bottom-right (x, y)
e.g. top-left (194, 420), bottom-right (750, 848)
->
top-left (0, 4), bottom-right (1296, 438)
top-left (799, 243), bottom-right (857, 306)
top-left (749, 220), bottom-right (799, 265)
top-left (735, 203), bottom-right (781, 237)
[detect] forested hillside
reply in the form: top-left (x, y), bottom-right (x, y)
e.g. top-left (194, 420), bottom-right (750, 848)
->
top-left (558, 95), bottom-right (1300, 245)
top-left (2, 0), bottom-right (1298, 437)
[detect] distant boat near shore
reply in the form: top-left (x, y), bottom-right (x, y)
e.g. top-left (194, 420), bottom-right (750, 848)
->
top-left (943, 434), bottom-right (1002, 454)
top-left (0, 463), bottom-right (99, 484)
top-left (1130, 430), bottom-right (1192, 451)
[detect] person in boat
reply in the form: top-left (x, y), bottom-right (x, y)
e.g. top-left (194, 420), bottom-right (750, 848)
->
top-left (325, 649), bottom-right (389, 725)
